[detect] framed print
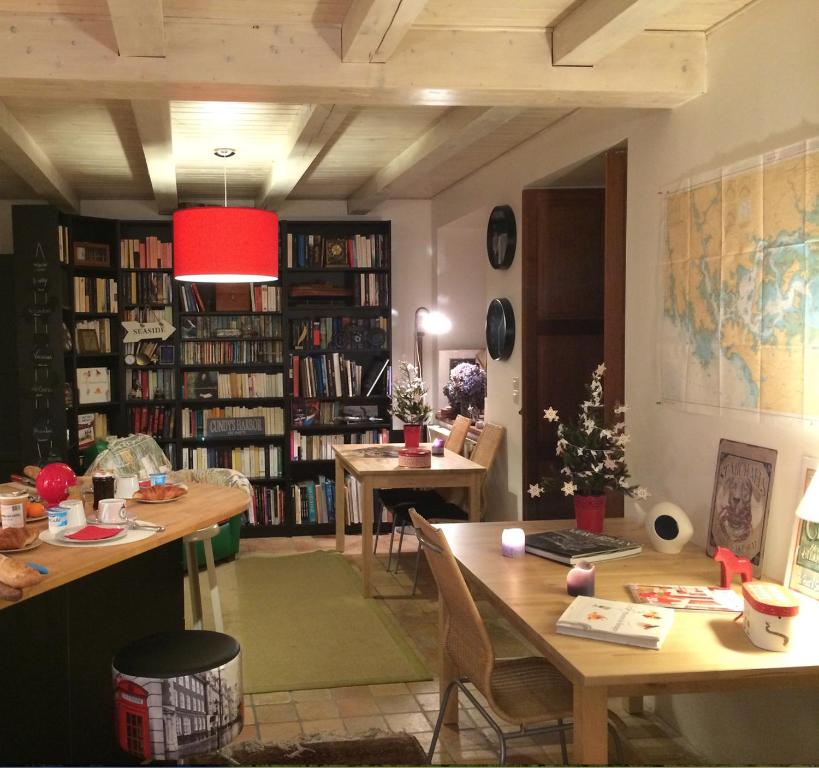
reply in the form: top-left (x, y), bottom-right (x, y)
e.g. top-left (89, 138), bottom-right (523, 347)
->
top-left (786, 456), bottom-right (819, 600)
top-left (76, 328), bottom-right (100, 354)
top-left (707, 439), bottom-right (778, 576)
top-left (324, 238), bottom-right (349, 267)
top-left (73, 241), bottom-right (110, 267)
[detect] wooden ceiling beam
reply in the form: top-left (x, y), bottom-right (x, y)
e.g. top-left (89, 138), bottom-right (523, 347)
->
top-left (105, 0), bottom-right (166, 58)
top-left (0, 99), bottom-right (79, 212)
top-left (343, 0), bottom-right (429, 63)
top-left (131, 100), bottom-right (177, 214)
top-left (348, 106), bottom-right (524, 214)
top-left (0, 17), bottom-right (706, 109)
top-left (553, 0), bottom-right (685, 66)
top-left (256, 105), bottom-right (353, 209)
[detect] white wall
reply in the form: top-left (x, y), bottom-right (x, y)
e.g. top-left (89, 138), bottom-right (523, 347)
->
top-left (430, 0), bottom-right (819, 761)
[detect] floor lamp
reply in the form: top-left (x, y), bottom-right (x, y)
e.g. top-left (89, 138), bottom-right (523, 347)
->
top-left (414, 306), bottom-right (452, 381)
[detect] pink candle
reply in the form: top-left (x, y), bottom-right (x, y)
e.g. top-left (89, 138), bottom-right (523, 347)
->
top-left (566, 561), bottom-right (595, 596)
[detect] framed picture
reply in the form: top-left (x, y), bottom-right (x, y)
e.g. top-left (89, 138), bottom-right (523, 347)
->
top-left (324, 238), bottom-right (349, 267)
top-left (785, 456), bottom-right (819, 600)
top-left (159, 344), bottom-right (175, 364)
top-left (73, 241), bottom-right (111, 268)
top-left (76, 328), bottom-right (100, 354)
top-left (707, 439), bottom-right (778, 577)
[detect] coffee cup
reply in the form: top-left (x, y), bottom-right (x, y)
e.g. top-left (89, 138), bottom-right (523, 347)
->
top-left (98, 498), bottom-right (128, 524)
top-left (115, 474), bottom-right (139, 500)
top-left (61, 498), bottom-right (87, 528)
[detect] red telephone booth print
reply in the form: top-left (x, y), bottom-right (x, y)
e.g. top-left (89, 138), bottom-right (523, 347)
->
top-left (114, 677), bottom-right (152, 760)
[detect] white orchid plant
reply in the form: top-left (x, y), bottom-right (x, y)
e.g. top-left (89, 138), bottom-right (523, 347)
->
top-left (527, 364), bottom-right (649, 501)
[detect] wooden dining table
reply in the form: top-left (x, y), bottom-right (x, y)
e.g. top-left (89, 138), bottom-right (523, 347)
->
top-left (0, 482), bottom-right (248, 765)
top-left (333, 443), bottom-right (486, 597)
top-left (437, 518), bottom-right (819, 765)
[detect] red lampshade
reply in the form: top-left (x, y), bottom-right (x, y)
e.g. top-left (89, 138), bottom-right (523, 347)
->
top-left (173, 207), bottom-right (279, 282)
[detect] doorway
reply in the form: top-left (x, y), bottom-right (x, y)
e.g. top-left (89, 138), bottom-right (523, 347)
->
top-left (522, 147), bottom-right (627, 520)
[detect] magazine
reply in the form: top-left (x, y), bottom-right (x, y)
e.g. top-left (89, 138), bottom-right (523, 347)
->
top-left (524, 528), bottom-right (642, 564)
top-left (555, 595), bottom-right (674, 650)
top-left (628, 584), bottom-right (743, 612)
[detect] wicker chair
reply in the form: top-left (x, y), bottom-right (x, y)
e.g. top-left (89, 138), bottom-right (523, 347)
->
top-left (410, 509), bottom-right (623, 765)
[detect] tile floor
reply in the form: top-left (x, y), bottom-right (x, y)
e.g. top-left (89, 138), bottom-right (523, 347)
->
top-left (187, 532), bottom-right (706, 766)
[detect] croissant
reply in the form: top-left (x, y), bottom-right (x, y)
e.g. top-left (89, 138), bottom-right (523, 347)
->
top-left (0, 527), bottom-right (28, 551)
top-left (0, 554), bottom-right (44, 588)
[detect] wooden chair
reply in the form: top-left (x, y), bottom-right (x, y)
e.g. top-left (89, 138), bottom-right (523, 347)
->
top-left (410, 510), bottom-right (624, 765)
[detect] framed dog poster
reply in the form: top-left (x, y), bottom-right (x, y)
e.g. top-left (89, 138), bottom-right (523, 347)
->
top-left (707, 439), bottom-right (777, 577)
top-left (785, 456), bottom-right (819, 601)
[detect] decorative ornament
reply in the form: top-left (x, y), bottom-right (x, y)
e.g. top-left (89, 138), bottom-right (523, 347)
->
top-left (645, 501), bottom-right (693, 554)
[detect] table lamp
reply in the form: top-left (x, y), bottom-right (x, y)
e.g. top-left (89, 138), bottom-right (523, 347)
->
top-left (795, 471), bottom-right (819, 523)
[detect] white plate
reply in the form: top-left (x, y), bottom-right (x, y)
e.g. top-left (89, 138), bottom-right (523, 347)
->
top-left (0, 538), bottom-right (42, 554)
top-left (59, 526), bottom-right (127, 545)
top-left (132, 484), bottom-right (188, 504)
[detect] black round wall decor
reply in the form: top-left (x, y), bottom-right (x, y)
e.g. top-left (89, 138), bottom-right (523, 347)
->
top-left (485, 298), bottom-right (515, 360)
top-left (486, 205), bottom-right (516, 269)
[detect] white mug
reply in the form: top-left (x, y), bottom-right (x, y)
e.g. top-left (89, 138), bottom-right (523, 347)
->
top-left (115, 475), bottom-right (139, 500)
top-left (98, 498), bottom-right (128, 524)
top-left (61, 498), bottom-right (87, 528)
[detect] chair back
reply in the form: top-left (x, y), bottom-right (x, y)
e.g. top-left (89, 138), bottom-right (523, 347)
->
top-left (469, 423), bottom-right (504, 470)
top-left (409, 509), bottom-right (494, 694)
top-left (444, 415), bottom-right (471, 456)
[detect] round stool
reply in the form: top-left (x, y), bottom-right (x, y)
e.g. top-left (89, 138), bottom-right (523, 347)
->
top-left (112, 630), bottom-right (243, 762)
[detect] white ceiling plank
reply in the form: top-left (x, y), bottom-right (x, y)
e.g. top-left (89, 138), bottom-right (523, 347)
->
top-left (347, 106), bottom-right (523, 213)
top-left (131, 99), bottom-right (177, 213)
top-left (256, 104), bottom-right (354, 209)
top-left (106, 0), bottom-right (166, 57)
top-left (342, 0), bottom-right (429, 63)
top-left (0, 99), bottom-right (79, 211)
top-left (553, 0), bottom-right (685, 66)
top-left (0, 17), bottom-right (706, 109)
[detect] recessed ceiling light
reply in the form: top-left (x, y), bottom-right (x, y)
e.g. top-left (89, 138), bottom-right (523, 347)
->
top-left (213, 147), bottom-right (236, 158)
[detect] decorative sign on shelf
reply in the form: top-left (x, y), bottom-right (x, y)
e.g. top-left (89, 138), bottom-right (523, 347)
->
top-left (121, 318), bottom-right (176, 343)
top-left (205, 416), bottom-right (265, 438)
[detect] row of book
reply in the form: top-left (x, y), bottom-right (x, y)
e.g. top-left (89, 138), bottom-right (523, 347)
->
top-left (285, 233), bottom-right (389, 269)
top-left (73, 276), bottom-right (118, 314)
top-left (289, 428), bottom-right (389, 461)
top-left (181, 314), bottom-right (281, 339)
top-left (75, 318), bottom-right (113, 353)
top-left (291, 353), bottom-right (375, 398)
top-left (121, 271), bottom-right (173, 305)
top-left (344, 474), bottom-right (363, 525)
top-left (354, 273), bottom-right (389, 307)
top-left (127, 369), bottom-right (175, 401)
top-left (179, 340), bottom-right (283, 365)
top-left (292, 477), bottom-right (335, 524)
top-left (77, 412), bottom-right (108, 449)
top-left (181, 371), bottom-right (284, 399)
top-left (181, 445), bottom-right (283, 478)
top-left (128, 405), bottom-right (176, 438)
top-left (290, 316), bottom-right (388, 350)
top-left (120, 237), bottom-right (173, 269)
top-left (57, 224), bottom-right (70, 264)
top-left (180, 406), bottom-right (285, 438)
top-left (246, 484), bottom-right (286, 527)
top-left (250, 284), bottom-right (281, 312)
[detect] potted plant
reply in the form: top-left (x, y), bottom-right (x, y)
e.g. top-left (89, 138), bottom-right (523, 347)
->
top-left (390, 361), bottom-right (433, 447)
top-left (442, 362), bottom-right (486, 419)
top-left (528, 363), bottom-right (648, 532)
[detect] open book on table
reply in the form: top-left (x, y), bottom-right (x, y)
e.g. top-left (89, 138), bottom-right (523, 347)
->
top-left (524, 528), bottom-right (642, 564)
top-left (555, 595), bottom-right (674, 650)
top-left (628, 584), bottom-right (743, 612)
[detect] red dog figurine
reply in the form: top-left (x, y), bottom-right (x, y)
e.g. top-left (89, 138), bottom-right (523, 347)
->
top-left (713, 546), bottom-right (753, 587)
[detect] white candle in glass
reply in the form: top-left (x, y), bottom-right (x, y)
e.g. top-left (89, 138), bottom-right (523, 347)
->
top-left (501, 527), bottom-right (526, 558)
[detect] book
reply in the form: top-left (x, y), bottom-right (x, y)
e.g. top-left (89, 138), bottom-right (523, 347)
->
top-left (555, 595), bottom-right (674, 650)
top-left (525, 528), bottom-right (642, 564)
top-left (628, 584), bottom-right (744, 612)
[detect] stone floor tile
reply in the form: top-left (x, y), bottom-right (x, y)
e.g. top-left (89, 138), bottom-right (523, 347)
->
top-left (331, 685), bottom-right (374, 700)
top-left (384, 711), bottom-right (435, 734)
top-left (292, 688), bottom-right (332, 702)
top-left (337, 696), bottom-right (381, 718)
top-left (254, 703), bottom-right (299, 724)
top-left (253, 691), bottom-right (292, 705)
top-left (368, 682), bottom-right (411, 697)
top-left (375, 694), bottom-right (421, 714)
top-left (300, 718), bottom-right (346, 737)
top-left (256, 721), bottom-right (303, 742)
top-left (414, 692), bottom-right (440, 711)
top-left (407, 680), bottom-right (438, 694)
top-left (294, 699), bottom-right (340, 721)
top-left (343, 715), bottom-right (389, 734)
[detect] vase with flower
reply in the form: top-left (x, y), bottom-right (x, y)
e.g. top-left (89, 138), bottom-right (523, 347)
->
top-left (443, 362), bottom-right (486, 419)
top-left (527, 364), bottom-right (648, 533)
top-left (390, 361), bottom-right (433, 447)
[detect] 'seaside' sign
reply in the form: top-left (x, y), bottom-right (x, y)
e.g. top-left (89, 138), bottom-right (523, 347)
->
top-left (205, 416), bottom-right (265, 438)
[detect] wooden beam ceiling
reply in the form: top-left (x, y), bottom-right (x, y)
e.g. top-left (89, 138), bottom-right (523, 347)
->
top-left (553, 0), bottom-right (685, 66)
top-left (131, 99), bottom-right (177, 214)
top-left (0, 99), bottom-right (79, 212)
top-left (256, 105), bottom-right (354, 209)
top-left (348, 106), bottom-right (524, 213)
top-left (105, 0), bottom-right (166, 58)
top-left (0, 17), bottom-right (705, 109)
top-left (342, 0), bottom-right (429, 63)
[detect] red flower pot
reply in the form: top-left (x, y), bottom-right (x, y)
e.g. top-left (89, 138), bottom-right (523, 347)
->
top-left (573, 494), bottom-right (605, 533)
top-left (403, 424), bottom-right (422, 448)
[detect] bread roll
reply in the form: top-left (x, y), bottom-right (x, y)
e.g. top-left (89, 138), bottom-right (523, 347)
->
top-left (0, 582), bottom-right (22, 602)
top-left (0, 554), bottom-right (44, 588)
top-left (0, 527), bottom-right (27, 551)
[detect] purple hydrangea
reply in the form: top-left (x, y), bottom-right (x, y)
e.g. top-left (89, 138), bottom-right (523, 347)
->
top-left (443, 362), bottom-right (486, 410)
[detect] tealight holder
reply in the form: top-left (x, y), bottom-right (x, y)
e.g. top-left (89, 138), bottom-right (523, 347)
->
top-left (501, 527), bottom-right (526, 558)
top-left (567, 561), bottom-right (595, 597)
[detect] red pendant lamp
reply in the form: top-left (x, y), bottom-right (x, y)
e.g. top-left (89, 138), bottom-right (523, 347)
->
top-left (173, 149), bottom-right (279, 283)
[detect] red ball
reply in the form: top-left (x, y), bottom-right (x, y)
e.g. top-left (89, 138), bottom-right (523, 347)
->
top-left (35, 462), bottom-right (77, 506)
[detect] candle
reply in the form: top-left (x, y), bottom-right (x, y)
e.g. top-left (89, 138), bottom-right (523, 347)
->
top-left (501, 527), bottom-right (526, 558)
top-left (567, 561), bottom-right (595, 596)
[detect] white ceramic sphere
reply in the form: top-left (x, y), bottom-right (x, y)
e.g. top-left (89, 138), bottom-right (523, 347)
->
top-left (645, 501), bottom-right (693, 554)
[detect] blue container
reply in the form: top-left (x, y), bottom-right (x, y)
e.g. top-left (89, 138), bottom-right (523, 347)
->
top-left (47, 505), bottom-right (68, 533)
top-left (149, 473), bottom-right (167, 486)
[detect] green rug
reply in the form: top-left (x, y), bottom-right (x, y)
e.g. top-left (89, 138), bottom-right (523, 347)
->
top-left (223, 551), bottom-right (431, 693)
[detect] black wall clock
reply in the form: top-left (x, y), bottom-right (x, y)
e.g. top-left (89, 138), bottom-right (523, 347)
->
top-left (485, 298), bottom-right (515, 360)
top-left (486, 205), bottom-right (516, 269)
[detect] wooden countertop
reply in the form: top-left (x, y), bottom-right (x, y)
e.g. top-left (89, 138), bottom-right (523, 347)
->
top-left (0, 483), bottom-right (248, 610)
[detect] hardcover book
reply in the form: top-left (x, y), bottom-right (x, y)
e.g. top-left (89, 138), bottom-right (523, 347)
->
top-left (524, 528), bottom-right (642, 564)
top-left (555, 595), bottom-right (674, 650)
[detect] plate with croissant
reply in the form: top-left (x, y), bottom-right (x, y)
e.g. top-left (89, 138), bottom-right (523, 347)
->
top-left (0, 526), bottom-right (41, 553)
top-left (132, 483), bottom-right (188, 503)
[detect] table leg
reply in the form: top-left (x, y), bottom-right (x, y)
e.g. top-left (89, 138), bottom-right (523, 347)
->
top-left (361, 479), bottom-right (373, 598)
top-left (439, 598), bottom-right (459, 724)
top-left (572, 685), bottom-right (609, 765)
top-left (335, 458), bottom-right (345, 553)
top-left (468, 477), bottom-right (482, 522)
